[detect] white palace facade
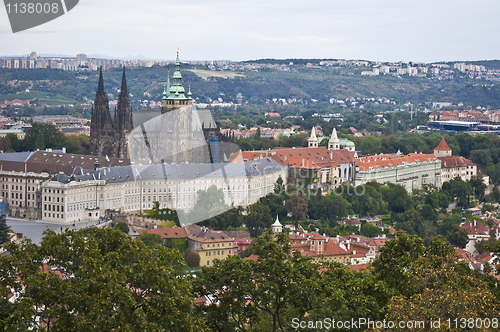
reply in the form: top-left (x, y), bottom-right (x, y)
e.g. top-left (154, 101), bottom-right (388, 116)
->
top-left (40, 158), bottom-right (287, 224)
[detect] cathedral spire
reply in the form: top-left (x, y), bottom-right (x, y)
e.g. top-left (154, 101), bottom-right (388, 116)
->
top-left (97, 67), bottom-right (105, 95)
top-left (120, 66), bottom-right (128, 96)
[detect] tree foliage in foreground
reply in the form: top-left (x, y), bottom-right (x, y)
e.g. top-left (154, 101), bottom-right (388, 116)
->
top-left (194, 230), bottom-right (389, 332)
top-left (0, 228), bottom-right (205, 331)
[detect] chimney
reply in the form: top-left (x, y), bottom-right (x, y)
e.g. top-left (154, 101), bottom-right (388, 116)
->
top-left (347, 243), bottom-right (350, 250)
top-left (330, 151), bottom-right (333, 159)
top-left (473, 219), bottom-right (476, 227)
top-left (302, 159), bottom-right (305, 168)
top-left (62, 147), bottom-right (66, 154)
top-left (357, 237), bottom-right (360, 243)
top-left (353, 250), bottom-right (356, 255)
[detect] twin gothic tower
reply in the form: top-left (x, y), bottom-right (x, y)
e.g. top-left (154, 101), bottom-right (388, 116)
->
top-left (89, 67), bottom-right (133, 159)
top-left (90, 51), bottom-right (227, 164)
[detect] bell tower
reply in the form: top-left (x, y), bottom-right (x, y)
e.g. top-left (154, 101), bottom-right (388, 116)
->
top-left (161, 49), bottom-right (192, 114)
top-left (308, 127), bottom-right (318, 148)
top-left (328, 127), bottom-right (340, 150)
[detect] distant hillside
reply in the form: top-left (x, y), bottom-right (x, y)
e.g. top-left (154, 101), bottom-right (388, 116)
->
top-left (1, 59), bottom-right (500, 109)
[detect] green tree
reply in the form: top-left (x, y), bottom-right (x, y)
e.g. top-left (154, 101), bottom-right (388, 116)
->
top-left (285, 192), bottom-right (308, 222)
top-left (358, 135), bottom-right (382, 155)
top-left (137, 232), bottom-right (164, 246)
top-left (246, 202), bottom-right (272, 238)
top-left (379, 183), bottom-right (413, 213)
top-left (273, 175), bottom-right (285, 195)
top-left (34, 131), bottom-right (45, 150)
top-left (0, 215), bottom-right (10, 245)
top-left (385, 237), bottom-right (499, 328)
top-left (360, 222), bottom-right (382, 237)
top-left (350, 184), bottom-right (386, 216)
top-left (194, 230), bottom-right (390, 332)
top-left (446, 224), bottom-right (468, 248)
top-left (184, 251), bottom-right (200, 268)
top-left (314, 193), bottom-right (351, 223)
top-left (188, 185), bottom-right (229, 224)
top-left (200, 206), bottom-right (244, 230)
top-left (469, 175), bottom-right (487, 200)
top-left (372, 231), bottom-right (425, 297)
top-left (110, 220), bottom-right (129, 234)
top-left (0, 228), bottom-right (204, 331)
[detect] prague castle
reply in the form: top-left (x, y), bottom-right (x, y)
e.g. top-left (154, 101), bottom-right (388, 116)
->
top-left (90, 51), bottom-right (232, 165)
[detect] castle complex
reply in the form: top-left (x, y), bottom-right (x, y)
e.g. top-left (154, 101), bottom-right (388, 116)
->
top-left (90, 51), bottom-right (230, 165)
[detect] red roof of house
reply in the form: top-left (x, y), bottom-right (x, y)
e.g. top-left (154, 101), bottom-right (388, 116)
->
top-left (227, 151), bottom-right (273, 163)
top-left (435, 138), bottom-right (452, 151)
top-left (348, 264), bottom-right (372, 272)
top-left (461, 220), bottom-right (489, 236)
top-left (185, 224), bottom-right (234, 243)
top-left (455, 248), bottom-right (475, 263)
top-left (323, 241), bottom-right (349, 256)
top-left (475, 252), bottom-right (493, 263)
top-left (306, 232), bottom-right (327, 241)
top-left (288, 234), bottom-right (307, 244)
top-left (438, 156), bottom-right (476, 168)
top-left (345, 219), bottom-right (361, 225)
top-left (138, 226), bottom-right (187, 239)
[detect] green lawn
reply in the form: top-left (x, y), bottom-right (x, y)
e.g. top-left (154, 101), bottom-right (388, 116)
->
top-left (0, 91), bottom-right (77, 106)
top-left (186, 69), bottom-right (245, 78)
top-left (0, 91), bottom-right (49, 101)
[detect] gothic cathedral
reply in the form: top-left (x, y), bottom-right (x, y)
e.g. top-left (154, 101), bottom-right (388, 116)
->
top-left (89, 67), bottom-right (133, 159)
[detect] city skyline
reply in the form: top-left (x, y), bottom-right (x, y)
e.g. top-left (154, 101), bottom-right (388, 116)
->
top-left (0, 0), bottom-right (499, 63)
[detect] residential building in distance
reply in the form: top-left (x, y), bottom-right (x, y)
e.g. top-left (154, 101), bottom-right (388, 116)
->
top-left (462, 219), bottom-right (490, 256)
top-left (289, 232), bottom-right (351, 264)
top-left (185, 224), bottom-right (234, 267)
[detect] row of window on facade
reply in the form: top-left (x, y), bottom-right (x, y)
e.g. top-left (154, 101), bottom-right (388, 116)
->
top-left (205, 250), bottom-right (231, 256)
top-left (2, 184), bottom-right (37, 191)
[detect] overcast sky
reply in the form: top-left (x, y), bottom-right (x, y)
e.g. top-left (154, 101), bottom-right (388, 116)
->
top-left (1, 0), bottom-right (499, 63)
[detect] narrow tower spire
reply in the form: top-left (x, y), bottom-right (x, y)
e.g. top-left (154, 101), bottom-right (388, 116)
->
top-left (120, 66), bottom-right (128, 95)
top-left (97, 66), bottom-right (105, 95)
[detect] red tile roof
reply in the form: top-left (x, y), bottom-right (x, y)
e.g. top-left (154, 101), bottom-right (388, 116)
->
top-left (435, 138), bottom-right (452, 151)
top-left (138, 226), bottom-right (187, 239)
top-left (227, 151), bottom-right (272, 163)
top-left (475, 252), bottom-right (493, 263)
top-left (185, 224), bottom-right (234, 243)
top-left (323, 241), bottom-right (349, 256)
top-left (455, 248), bottom-right (475, 263)
top-left (356, 153), bottom-right (438, 171)
top-left (438, 156), bottom-right (476, 168)
top-left (461, 220), bottom-right (489, 236)
top-left (271, 147), bottom-right (354, 169)
top-left (348, 264), bottom-right (372, 272)
top-left (245, 254), bottom-right (259, 261)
